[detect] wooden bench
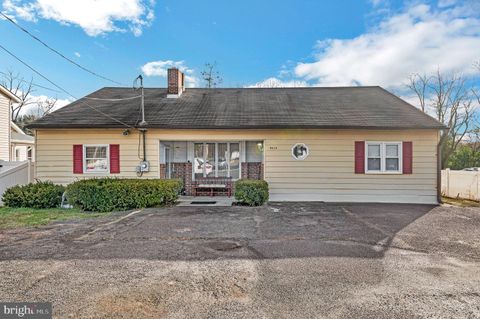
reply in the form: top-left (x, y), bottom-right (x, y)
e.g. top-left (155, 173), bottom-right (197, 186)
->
top-left (193, 177), bottom-right (233, 197)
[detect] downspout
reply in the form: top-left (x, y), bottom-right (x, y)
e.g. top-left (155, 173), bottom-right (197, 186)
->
top-left (141, 128), bottom-right (147, 161)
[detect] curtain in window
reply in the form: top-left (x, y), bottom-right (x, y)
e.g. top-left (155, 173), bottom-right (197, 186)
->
top-left (230, 143), bottom-right (240, 179)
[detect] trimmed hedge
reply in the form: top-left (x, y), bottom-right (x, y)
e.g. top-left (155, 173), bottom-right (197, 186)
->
top-left (234, 179), bottom-right (269, 206)
top-left (66, 178), bottom-right (183, 212)
top-left (2, 181), bottom-right (65, 209)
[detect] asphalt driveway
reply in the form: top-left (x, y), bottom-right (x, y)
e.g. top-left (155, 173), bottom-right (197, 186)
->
top-left (0, 202), bottom-right (479, 318)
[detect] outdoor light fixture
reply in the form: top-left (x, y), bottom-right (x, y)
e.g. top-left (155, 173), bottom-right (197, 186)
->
top-left (256, 142), bottom-right (264, 153)
top-left (122, 129), bottom-right (130, 136)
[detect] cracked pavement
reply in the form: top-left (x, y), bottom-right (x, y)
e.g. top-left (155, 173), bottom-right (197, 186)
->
top-left (0, 202), bottom-right (479, 318)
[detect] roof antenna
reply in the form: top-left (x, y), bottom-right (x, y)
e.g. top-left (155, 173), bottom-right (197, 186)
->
top-left (133, 75), bottom-right (147, 127)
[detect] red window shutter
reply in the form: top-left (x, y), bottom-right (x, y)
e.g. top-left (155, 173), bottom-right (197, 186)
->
top-left (403, 141), bottom-right (413, 174)
top-left (354, 141), bottom-right (365, 174)
top-left (73, 145), bottom-right (83, 174)
top-left (110, 144), bottom-right (120, 174)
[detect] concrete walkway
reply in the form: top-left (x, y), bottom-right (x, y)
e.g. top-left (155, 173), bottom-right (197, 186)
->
top-left (176, 196), bottom-right (235, 206)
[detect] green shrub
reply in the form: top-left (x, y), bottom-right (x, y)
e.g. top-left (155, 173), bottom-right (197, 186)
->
top-left (234, 179), bottom-right (269, 206)
top-left (66, 178), bottom-right (183, 212)
top-left (2, 181), bottom-right (65, 209)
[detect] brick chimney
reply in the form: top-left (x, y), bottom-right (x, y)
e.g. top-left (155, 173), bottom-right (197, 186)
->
top-left (167, 68), bottom-right (185, 98)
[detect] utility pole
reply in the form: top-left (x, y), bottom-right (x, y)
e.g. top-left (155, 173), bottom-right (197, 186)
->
top-left (134, 75), bottom-right (147, 127)
top-left (134, 75), bottom-right (148, 171)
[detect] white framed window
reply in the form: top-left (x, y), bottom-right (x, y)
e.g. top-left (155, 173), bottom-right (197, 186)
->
top-left (365, 142), bottom-right (402, 173)
top-left (84, 145), bottom-right (109, 173)
top-left (193, 142), bottom-right (240, 180)
top-left (292, 143), bottom-right (309, 160)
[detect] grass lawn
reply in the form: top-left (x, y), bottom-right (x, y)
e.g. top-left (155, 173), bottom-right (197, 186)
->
top-left (442, 196), bottom-right (480, 207)
top-left (0, 207), bottom-right (110, 230)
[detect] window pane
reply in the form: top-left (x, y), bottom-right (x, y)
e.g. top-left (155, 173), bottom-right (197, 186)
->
top-left (292, 143), bottom-right (309, 160)
top-left (386, 158), bottom-right (399, 171)
top-left (205, 143), bottom-right (215, 177)
top-left (368, 158), bottom-right (381, 171)
top-left (217, 143), bottom-right (228, 177)
top-left (230, 143), bottom-right (240, 179)
top-left (85, 159), bottom-right (108, 172)
top-left (85, 146), bottom-right (106, 159)
top-left (368, 144), bottom-right (380, 157)
top-left (246, 141), bottom-right (263, 162)
top-left (194, 143), bottom-right (204, 179)
top-left (386, 144), bottom-right (399, 157)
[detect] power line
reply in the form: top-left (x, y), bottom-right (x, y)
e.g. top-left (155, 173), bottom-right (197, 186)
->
top-left (0, 11), bottom-right (125, 86)
top-left (84, 95), bottom-right (141, 102)
top-left (0, 42), bottom-right (134, 128)
top-left (0, 71), bottom-right (63, 93)
top-left (29, 82), bottom-right (63, 93)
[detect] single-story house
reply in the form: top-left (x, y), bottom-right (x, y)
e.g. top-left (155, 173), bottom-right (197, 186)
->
top-left (29, 68), bottom-right (444, 204)
top-left (0, 85), bottom-right (34, 162)
top-left (10, 121), bottom-right (35, 161)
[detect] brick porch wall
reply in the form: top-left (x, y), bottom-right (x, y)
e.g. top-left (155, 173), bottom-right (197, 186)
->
top-left (160, 161), bottom-right (263, 196)
top-left (159, 164), bottom-right (166, 179)
top-left (241, 162), bottom-right (264, 180)
top-left (159, 162), bottom-right (193, 195)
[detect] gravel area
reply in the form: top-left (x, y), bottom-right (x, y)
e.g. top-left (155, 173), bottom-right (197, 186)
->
top-left (0, 202), bottom-right (479, 318)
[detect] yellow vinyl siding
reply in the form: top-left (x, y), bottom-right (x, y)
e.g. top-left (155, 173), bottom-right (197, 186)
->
top-left (262, 131), bottom-right (438, 203)
top-left (35, 128), bottom-right (439, 203)
top-left (35, 129), bottom-right (159, 184)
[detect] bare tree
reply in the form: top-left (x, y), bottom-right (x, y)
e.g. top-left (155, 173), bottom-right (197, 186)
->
top-left (1, 70), bottom-right (35, 121)
top-left (409, 70), bottom-right (474, 168)
top-left (36, 97), bottom-right (57, 117)
top-left (408, 73), bottom-right (429, 112)
top-left (0, 70), bottom-right (57, 122)
top-left (473, 61), bottom-right (480, 107)
top-left (201, 62), bottom-right (222, 88)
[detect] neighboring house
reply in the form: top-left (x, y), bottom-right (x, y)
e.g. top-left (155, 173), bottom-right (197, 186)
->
top-left (29, 68), bottom-right (445, 204)
top-left (0, 85), bottom-right (35, 162)
top-left (11, 121), bottom-right (35, 161)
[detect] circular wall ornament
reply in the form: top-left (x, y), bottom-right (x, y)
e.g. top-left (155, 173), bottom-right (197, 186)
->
top-left (292, 143), bottom-right (309, 160)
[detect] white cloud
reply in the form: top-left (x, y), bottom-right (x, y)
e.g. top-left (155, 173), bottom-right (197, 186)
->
top-left (74, 51), bottom-right (81, 58)
top-left (2, 0), bottom-right (37, 20)
top-left (18, 94), bottom-right (71, 117)
top-left (369, 0), bottom-right (384, 7)
top-left (2, 0), bottom-right (155, 36)
top-left (247, 77), bottom-right (308, 88)
top-left (293, 3), bottom-right (480, 88)
top-left (141, 60), bottom-right (198, 87)
top-left (438, 0), bottom-right (457, 8)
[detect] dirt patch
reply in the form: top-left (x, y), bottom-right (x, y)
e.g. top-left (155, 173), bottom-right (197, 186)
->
top-left (78, 260), bottom-right (256, 318)
top-left (205, 241), bottom-right (243, 251)
top-left (95, 294), bottom-right (167, 319)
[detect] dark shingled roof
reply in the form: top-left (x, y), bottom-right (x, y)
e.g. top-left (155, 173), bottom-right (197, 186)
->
top-left (29, 86), bottom-right (444, 129)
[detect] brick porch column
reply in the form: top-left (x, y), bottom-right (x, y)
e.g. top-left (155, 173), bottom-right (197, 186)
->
top-left (184, 162), bottom-right (193, 195)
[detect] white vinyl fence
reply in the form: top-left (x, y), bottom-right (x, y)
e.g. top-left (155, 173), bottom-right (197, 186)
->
top-left (441, 169), bottom-right (480, 201)
top-left (0, 161), bottom-right (35, 205)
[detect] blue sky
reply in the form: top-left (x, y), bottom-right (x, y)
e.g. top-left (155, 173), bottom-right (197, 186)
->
top-left (0, 0), bottom-right (479, 109)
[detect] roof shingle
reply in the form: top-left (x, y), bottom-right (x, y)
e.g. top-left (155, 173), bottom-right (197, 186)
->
top-left (29, 86), bottom-right (444, 129)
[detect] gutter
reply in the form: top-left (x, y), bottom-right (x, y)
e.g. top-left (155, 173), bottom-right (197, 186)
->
top-left (26, 124), bottom-right (447, 130)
